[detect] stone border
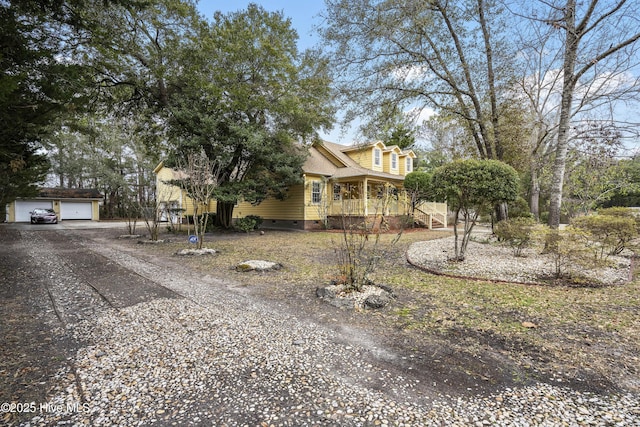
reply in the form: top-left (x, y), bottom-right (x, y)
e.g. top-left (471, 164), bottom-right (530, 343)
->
top-left (405, 249), bottom-right (550, 287)
top-left (316, 283), bottom-right (396, 310)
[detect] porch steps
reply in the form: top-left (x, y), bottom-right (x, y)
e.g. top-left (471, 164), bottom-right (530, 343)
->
top-left (413, 205), bottom-right (447, 229)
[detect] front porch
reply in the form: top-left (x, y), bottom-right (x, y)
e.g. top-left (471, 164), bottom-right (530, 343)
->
top-left (324, 199), bottom-right (447, 230)
top-left (316, 180), bottom-right (447, 230)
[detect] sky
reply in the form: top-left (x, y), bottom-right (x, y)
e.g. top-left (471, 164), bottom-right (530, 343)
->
top-left (195, 1), bottom-right (325, 49)
top-left (194, 1), bottom-right (357, 144)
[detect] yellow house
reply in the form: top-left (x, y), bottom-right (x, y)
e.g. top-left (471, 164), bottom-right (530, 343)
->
top-left (154, 140), bottom-right (447, 230)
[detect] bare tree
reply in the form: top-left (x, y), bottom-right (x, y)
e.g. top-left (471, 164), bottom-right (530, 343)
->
top-left (335, 183), bottom-right (402, 292)
top-left (322, 0), bottom-right (516, 165)
top-left (174, 149), bottom-right (220, 249)
top-left (321, 0), bottom-right (533, 222)
top-left (512, 0), bottom-right (640, 227)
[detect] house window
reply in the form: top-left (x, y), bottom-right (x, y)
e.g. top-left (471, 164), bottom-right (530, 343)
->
top-left (391, 153), bottom-right (398, 169)
top-left (311, 181), bottom-right (322, 204)
top-left (373, 148), bottom-right (381, 167)
top-left (333, 183), bottom-right (341, 200)
top-left (406, 157), bottom-right (413, 172)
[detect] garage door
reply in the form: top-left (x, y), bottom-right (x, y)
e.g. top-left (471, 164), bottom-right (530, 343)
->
top-left (60, 202), bottom-right (93, 220)
top-left (15, 200), bottom-right (53, 222)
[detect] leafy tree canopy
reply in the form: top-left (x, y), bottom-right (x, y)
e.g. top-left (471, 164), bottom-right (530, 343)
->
top-left (431, 159), bottom-right (519, 261)
top-left (166, 4), bottom-right (334, 227)
top-left (432, 159), bottom-right (520, 211)
top-left (403, 171), bottom-right (432, 203)
top-left (0, 0), bottom-right (149, 212)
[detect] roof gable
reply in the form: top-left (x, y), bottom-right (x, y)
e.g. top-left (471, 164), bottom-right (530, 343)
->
top-left (340, 140), bottom-right (386, 153)
top-left (307, 140), bottom-right (407, 182)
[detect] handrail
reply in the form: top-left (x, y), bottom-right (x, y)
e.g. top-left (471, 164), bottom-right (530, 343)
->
top-left (326, 199), bottom-right (447, 229)
top-left (414, 202), bottom-right (447, 229)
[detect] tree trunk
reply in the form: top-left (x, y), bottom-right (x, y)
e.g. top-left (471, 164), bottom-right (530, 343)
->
top-left (494, 202), bottom-right (508, 223)
top-left (452, 208), bottom-right (462, 261)
top-left (548, 0), bottom-right (578, 229)
top-left (530, 166), bottom-right (540, 221)
top-left (216, 201), bottom-right (235, 229)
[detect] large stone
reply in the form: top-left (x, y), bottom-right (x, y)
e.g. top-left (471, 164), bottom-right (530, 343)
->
top-left (175, 248), bottom-right (217, 256)
top-left (363, 293), bottom-right (392, 309)
top-left (316, 286), bottom-right (335, 299)
top-left (119, 234), bottom-right (144, 239)
top-left (317, 283), bottom-right (395, 310)
top-left (235, 260), bottom-right (282, 272)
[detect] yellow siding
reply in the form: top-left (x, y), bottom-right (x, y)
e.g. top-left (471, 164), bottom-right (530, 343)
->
top-left (156, 167), bottom-right (205, 217)
top-left (399, 154), bottom-right (415, 176)
top-left (6, 203), bottom-right (15, 222)
top-left (156, 168), bottom-right (182, 205)
top-left (347, 149), bottom-right (371, 169)
top-left (302, 175), bottom-right (333, 221)
top-left (380, 146), bottom-right (401, 175)
top-left (345, 147), bottom-right (386, 172)
top-left (233, 184), bottom-right (305, 220)
top-left (383, 151), bottom-right (401, 175)
top-left (400, 151), bottom-right (416, 176)
top-left (91, 201), bottom-right (100, 220)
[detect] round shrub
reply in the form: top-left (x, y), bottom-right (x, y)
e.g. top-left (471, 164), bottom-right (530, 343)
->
top-left (494, 217), bottom-right (537, 257)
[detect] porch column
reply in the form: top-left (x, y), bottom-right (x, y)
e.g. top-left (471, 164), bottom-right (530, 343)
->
top-left (363, 178), bottom-right (368, 216)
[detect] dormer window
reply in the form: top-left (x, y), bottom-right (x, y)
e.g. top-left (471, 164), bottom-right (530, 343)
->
top-left (373, 148), bottom-right (381, 167)
top-left (406, 157), bottom-right (413, 172)
top-left (391, 153), bottom-right (398, 169)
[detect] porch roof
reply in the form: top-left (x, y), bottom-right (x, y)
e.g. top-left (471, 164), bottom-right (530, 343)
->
top-left (330, 167), bottom-right (405, 182)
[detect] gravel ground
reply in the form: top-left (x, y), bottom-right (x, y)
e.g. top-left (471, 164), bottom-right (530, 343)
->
top-left (406, 233), bottom-right (632, 286)
top-left (5, 228), bottom-right (640, 426)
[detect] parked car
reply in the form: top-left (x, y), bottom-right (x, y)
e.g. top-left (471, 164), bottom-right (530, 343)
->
top-left (30, 208), bottom-right (58, 224)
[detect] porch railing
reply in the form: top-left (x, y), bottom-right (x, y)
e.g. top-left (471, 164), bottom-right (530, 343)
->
top-left (414, 202), bottom-right (448, 229)
top-left (327, 198), bottom-right (447, 228)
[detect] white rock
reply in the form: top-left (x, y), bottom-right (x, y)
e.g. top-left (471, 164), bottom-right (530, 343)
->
top-left (235, 260), bottom-right (281, 271)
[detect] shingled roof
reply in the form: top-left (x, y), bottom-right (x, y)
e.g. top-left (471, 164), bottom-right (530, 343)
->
top-left (303, 141), bottom-right (406, 182)
top-left (38, 188), bottom-right (103, 199)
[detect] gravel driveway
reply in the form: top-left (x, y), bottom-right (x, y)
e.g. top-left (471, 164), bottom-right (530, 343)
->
top-left (1, 226), bottom-right (638, 426)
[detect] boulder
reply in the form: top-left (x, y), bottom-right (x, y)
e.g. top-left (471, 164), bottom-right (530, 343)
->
top-left (363, 293), bottom-right (392, 309)
top-left (316, 286), bottom-right (335, 299)
top-left (176, 248), bottom-right (217, 256)
top-left (119, 234), bottom-right (144, 239)
top-left (316, 283), bottom-right (395, 310)
top-left (138, 239), bottom-right (170, 245)
top-left (235, 260), bottom-right (282, 272)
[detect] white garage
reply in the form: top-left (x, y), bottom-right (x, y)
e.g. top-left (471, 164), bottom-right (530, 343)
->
top-left (7, 188), bottom-right (103, 223)
top-left (60, 201), bottom-right (93, 220)
top-left (14, 200), bottom-right (54, 222)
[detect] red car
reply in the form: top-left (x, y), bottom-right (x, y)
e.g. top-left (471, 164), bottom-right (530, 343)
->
top-left (30, 208), bottom-right (58, 224)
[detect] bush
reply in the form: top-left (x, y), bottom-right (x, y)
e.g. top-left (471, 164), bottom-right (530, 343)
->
top-left (536, 226), bottom-right (591, 279)
top-left (571, 213), bottom-right (637, 259)
top-left (508, 196), bottom-right (534, 219)
top-left (598, 206), bottom-right (635, 217)
top-left (234, 215), bottom-right (262, 233)
top-left (185, 214), bottom-right (216, 232)
top-left (245, 215), bottom-right (263, 229)
top-left (494, 217), bottom-right (537, 256)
